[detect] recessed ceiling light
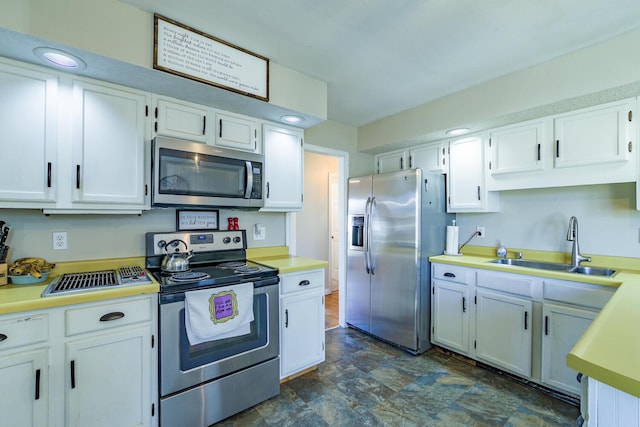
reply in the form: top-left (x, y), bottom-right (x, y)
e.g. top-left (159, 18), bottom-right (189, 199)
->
top-left (445, 127), bottom-right (470, 136)
top-left (280, 115), bottom-right (304, 124)
top-left (33, 47), bottom-right (86, 70)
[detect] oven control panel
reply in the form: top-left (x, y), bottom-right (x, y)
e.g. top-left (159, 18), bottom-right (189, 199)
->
top-left (147, 230), bottom-right (246, 255)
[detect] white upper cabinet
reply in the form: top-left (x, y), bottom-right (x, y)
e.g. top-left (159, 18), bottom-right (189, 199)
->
top-left (375, 150), bottom-right (407, 173)
top-left (0, 60), bottom-right (58, 208)
top-left (261, 123), bottom-right (304, 211)
top-left (447, 133), bottom-right (499, 212)
top-left (215, 111), bottom-right (260, 153)
top-left (153, 95), bottom-right (212, 144)
top-left (410, 142), bottom-right (448, 174)
top-left (554, 99), bottom-right (633, 169)
top-left (488, 119), bottom-right (546, 177)
top-left (68, 79), bottom-right (150, 211)
top-left (488, 98), bottom-right (637, 191)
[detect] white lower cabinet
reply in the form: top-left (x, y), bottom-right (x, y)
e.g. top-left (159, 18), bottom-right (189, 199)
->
top-left (475, 289), bottom-right (532, 377)
top-left (431, 264), bottom-right (474, 355)
top-left (279, 269), bottom-right (325, 379)
top-left (0, 294), bottom-right (157, 427)
top-left (431, 263), bottom-right (612, 398)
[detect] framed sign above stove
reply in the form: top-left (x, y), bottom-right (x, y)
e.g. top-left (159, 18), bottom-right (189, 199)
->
top-left (176, 209), bottom-right (219, 231)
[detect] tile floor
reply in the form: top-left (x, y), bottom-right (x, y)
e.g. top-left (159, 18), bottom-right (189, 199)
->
top-left (219, 327), bottom-right (580, 426)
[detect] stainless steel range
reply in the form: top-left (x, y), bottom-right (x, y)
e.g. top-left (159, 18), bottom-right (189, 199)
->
top-left (145, 230), bottom-right (280, 427)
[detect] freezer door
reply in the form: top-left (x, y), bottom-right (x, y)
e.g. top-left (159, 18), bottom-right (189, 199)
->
top-left (369, 170), bottom-right (421, 350)
top-left (346, 176), bottom-right (372, 332)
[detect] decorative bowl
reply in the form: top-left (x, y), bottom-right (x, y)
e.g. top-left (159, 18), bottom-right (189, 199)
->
top-left (9, 270), bottom-right (50, 285)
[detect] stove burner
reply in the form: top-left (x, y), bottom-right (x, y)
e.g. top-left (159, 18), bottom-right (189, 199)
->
top-left (234, 266), bottom-right (262, 274)
top-left (217, 261), bottom-right (247, 269)
top-left (169, 271), bottom-right (211, 282)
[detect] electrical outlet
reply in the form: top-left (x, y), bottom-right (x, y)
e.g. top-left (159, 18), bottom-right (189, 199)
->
top-left (253, 224), bottom-right (266, 241)
top-left (53, 231), bottom-right (68, 250)
top-left (476, 227), bottom-right (485, 239)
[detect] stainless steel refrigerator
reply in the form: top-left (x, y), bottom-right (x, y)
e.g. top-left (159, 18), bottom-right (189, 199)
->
top-left (346, 169), bottom-right (453, 354)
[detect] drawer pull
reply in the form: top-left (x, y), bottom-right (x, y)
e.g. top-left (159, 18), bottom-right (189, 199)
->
top-left (35, 369), bottom-right (41, 400)
top-left (0, 333), bottom-right (7, 342)
top-left (298, 280), bottom-right (311, 287)
top-left (99, 312), bottom-right (125, 322)
top-left (443, 272), bottom-right (456, 278)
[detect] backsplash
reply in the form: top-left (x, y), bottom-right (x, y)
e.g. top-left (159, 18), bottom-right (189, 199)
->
top-left (457, 182), bottom-right (640, 258)
top-left (0, 209), bottom-right (286, 263)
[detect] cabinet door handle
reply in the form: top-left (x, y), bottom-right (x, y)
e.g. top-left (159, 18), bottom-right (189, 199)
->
top-left (70, 360), bottom-right (76, 389)
top-left (537, 144), bottom-right (541, 161)
top-left (202, 116), bottom-right (207, 135)
top-left (409, 155), bottom-right (413, 169)
top-left (298, 280), bottom-right (310, 287)
top-left (47, 162), bottom-right (52, 188)
top-left (400, 157), bottom-right (404, 169)
top-left (462, 296), bottom-right (467, 313)
top-left (266, 182), bottom-right (270, 198)
top-left (544, 315), bottom-right (549, 336)
top-left (76, 165), bottom-right (81, 189)
top-left (443, 272), bottom-right (456, 278)
top-left (477, 185), bottom-right (481, 201)
top-left (285, 309), bottom-right (289, 328)
top-left (99, 311), bottom-right (125, 322)
top-left (35, 369), bottom-right (41, 400)
top-left (524, 311), bottom-right (529, 330)
top-left (219, 119), bottom-right (222, 138)
top-left (556, 140), bottom-right (560, 158)
top-left (0, 333), bottom-right (7, 342)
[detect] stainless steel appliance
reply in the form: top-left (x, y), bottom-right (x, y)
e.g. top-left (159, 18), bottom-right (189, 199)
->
top-left (145, 230), bottom-right (279, 427)
top-left (346, 169), bottom-right (453, 354)
top-left (151, 136), bottom-right (264, 209)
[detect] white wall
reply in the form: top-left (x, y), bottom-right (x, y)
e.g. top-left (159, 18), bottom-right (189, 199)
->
top-left (457, 183), bottom-right (640, 258)
top-left (0, 208), bottom-right (286, 263)
top-left (295, 151), bottom-right (338, 264)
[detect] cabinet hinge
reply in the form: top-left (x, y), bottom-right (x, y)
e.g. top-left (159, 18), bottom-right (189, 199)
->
top-left (488, 138), bottom-right (492, 147)
top-left (628, 141), bottom-right (633, 153)
top-left (432, 325), bottom-right (435, 335)
top-left (432, 287), bottom-right (435, 295)
top-left (488, 161), bottom-right (492, 170)
top-left (154, 121), bottom-right (158, 133)
top-left (152, 403), bottom-right (155, 417)
top-left (322, 295), bottom-right (325, 305)
top-left (377, 160), bottom-right (380, 174)
top-left (151, 334), bottom-right (155, 348)
top-left (322, 341), bottom-right (325, 351)
top-left (301, 193), bottom-right (304, 203)
top-left (629, 110), bottom-right (633, 122)
top-left (474, 295), bottom-right (477, 304)
top-left (300, 138), bottom-right (303, 146)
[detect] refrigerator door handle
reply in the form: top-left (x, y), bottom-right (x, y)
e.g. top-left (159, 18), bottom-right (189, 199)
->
top-left (368, 196), bottom-right (376, 275)
top-left (364, 196), bottom-right (372, 274)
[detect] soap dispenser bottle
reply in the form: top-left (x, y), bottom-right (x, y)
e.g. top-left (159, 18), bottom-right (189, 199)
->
top-left (496, 241), bottom-right (507, 259)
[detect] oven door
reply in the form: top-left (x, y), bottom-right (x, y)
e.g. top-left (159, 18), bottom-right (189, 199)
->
top-left (159, 281), bottom-right (279, 396)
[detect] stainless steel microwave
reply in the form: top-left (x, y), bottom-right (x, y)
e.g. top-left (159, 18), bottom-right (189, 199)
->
top-left (151, 136), bottom-right (263, 209)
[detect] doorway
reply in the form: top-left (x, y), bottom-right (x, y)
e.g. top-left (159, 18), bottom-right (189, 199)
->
top-left (292, 145), bottom-right (347, 330)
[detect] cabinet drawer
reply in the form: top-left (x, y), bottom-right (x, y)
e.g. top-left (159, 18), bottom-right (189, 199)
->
top-left (0, 313), bottom-right (48, 351)
top-left (432, 264), bottom-right (473, 284)
top-left (281, 270), bottom-right (324, 295)
top-left (65, 296), bottom-right (152, 336)
top-left (543, 279), bottom-right (614, 309)
top-left (477, 270), bottom-right (536, 298)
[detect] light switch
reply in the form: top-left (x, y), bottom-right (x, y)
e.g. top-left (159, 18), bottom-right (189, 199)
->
top-left (254, 224), bottom-right (266, 240)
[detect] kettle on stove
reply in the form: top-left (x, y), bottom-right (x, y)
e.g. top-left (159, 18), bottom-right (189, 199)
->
top-left (161, 239), bottom-right (194, 273)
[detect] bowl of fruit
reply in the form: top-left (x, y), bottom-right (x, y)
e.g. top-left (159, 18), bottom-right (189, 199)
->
top-left (8, 258), bottom-right (55, 284)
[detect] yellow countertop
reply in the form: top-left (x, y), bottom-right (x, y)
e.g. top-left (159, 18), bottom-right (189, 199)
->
top-left (247, 246), bottom-right (329, 273)
top-left (0, 257), bottom-right (159, 315)
top-left (430, 246), bottom-right (640, 398)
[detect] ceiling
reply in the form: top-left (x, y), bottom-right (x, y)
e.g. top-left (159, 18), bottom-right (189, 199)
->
top-left (121, 0), bottom-right (640, 127)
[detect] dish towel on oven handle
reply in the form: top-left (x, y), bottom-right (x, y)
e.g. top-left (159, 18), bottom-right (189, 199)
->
top-left (184, 282), bottom-right (254, 345)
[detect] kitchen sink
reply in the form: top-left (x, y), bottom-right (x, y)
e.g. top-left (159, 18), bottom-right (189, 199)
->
top-left (488, 259), bottom-right (616, 277)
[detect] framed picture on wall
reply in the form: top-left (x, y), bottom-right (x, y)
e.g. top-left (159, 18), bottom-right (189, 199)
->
top-left (176, 209), bottom-right (219, 231)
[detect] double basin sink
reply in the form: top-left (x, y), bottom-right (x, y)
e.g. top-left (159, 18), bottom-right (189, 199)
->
top-left (489, 258), bottom-right (616, 277)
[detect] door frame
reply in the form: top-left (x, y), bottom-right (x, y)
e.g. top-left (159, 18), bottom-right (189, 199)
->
top-left (287, 143), bottom-right (349, 327)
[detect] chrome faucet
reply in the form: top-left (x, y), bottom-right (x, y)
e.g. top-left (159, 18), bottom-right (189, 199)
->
top-left (566, 216), bottom-right (591, 268)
